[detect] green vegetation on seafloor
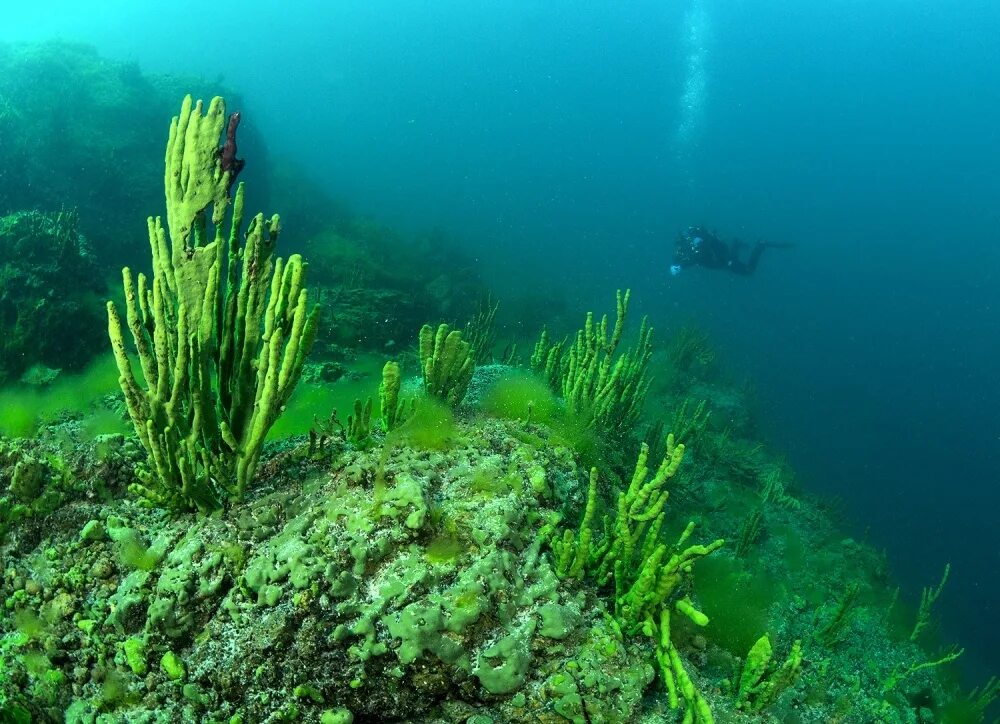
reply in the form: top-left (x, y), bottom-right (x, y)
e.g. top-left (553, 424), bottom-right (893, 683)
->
top-left (480, 371), bottom-right (559, 424)
top-left (0, 87), bottom-right (995, 724)
top-left (267, 354), bottom-right (387, 440)
top-left (0, 359), bottom-right (125, 438)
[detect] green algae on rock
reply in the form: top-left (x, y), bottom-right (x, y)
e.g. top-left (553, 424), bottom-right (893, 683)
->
top-left (0, 353), bottom-right (991, 722)
top-left (1, 417), bottom-right (655, 722)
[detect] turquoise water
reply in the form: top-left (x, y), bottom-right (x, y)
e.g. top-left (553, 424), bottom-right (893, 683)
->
top-left (1, 0), bottom-right (997, 708)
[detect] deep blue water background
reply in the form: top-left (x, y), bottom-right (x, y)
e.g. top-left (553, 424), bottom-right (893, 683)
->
top-left (6, 0), bottom-right (998, 680)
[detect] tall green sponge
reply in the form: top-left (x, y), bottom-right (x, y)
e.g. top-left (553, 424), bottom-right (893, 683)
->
top-left (107, 95), bottom-right (319, 512)
top-left (379, 360), bottom-right (413, 431)
top-left (419, 323), bottom-right (474, 407)
top-left (531, 289), bottom-right (652, 436)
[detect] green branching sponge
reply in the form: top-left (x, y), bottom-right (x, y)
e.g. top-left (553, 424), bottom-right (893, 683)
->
top-left (551, 434), bottom-right (723, 631)
top-left (814, 582), bottom-right (860, 646)
top-left (550, 467), bottom-right (599, 579)
top-left (735, 634), bottom-right (803, 712)
top-left (548, 433), bottom-right (724, 719)
top-left (531, 289), bottom-right (653, 437)
top-left (419, 323), bottom-right (474, 407)
top-left (107, 96), bottom-right (320, 512)
top-left (882, 646), bottom-right (964, 695)
top-left (654, 609), bottom-right (715, 723)
top-left (462, 296), bottom-right (500, 364)
top-left (910, 562), bottom-right (950, 642)
top-left (671, 398), bottom-right (711, 445)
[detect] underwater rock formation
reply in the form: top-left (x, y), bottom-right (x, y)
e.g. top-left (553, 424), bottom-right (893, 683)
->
top-left (0, 415), bottom-right (659, 722)
top-left (1, 85), bottom-right (993, 723)
top-left (0, 209), bottom-right (105, 384)
top-left (0, 41), bottom-right (262, 271)
top-left (302, 225), bottom-right (486, 356)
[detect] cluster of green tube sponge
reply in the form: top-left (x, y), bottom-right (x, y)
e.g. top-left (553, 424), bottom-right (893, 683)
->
top-left (107, 96), bottom-right (319, 512)
top-left (549, 433), bottom-right (724, 720)
top-left (531, 289), bottom-right (652, 436)
top-left (735, 634), bottom-right (803, 712)
top-left (419, 323), bottom-right (474, 407)
top-left (378, 361), bottom-right (406, 430)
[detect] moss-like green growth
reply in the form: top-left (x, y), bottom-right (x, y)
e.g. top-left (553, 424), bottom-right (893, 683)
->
top-left (390, 398), bottom-right (456, 451)
top-left (13, 609), bottom-right (44, 640)
top-left (549, 413), bottom-right (601, 468)
top-left (480, 371), bottom-right (558, 423)
top-left (0, 358), bottom-right (121, 437)
top-left (0, 404), bottom-right (39, 439)
top-left (694, 555), bottom-right (777, 656)
top-left (425, 536), bottom-right (465, 564)
top-left (937, 677), bottom-right (1000, 724)
top-left (772, 522), bottom-right (808, 577)
top-left (114, 535), bottom-right (159, 572)
top-left (79, 408), bottom-right (130, 439)
top-left (466, 459), bottom-right (525, 499)
top-left (0, 701), bottom-right (30, 724)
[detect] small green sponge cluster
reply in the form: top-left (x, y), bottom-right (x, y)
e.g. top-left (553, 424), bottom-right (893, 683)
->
top-left (419, 322), bottom-right (475, 407)
top-left (736, 634), bottom-right (803, 712)
top-left (531, 289), bottom-right (652, 437)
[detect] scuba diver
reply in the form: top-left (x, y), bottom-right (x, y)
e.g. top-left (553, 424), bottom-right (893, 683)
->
top-left (670, 225), bottom-right (792, 276)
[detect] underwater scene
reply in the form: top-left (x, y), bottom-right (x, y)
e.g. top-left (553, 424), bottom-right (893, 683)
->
top-left (0, 2), bottom-right (997, 723)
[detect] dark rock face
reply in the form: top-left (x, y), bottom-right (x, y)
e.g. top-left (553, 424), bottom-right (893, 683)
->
top-left (0, 210), bottom-right (106, 383)
top-left (0, 41), bottom-right (262, 271)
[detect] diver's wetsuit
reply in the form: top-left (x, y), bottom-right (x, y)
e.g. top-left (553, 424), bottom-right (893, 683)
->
top-left (671, 226), bottom-right (767, 277)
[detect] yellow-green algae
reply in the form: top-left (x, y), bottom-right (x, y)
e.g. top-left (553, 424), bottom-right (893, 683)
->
top-left (268, 353), bottom-right (387, 440)
top-left (0, 358), bottom-right (121, 438)
top-left (480, 370), bottom-right (558, 423)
